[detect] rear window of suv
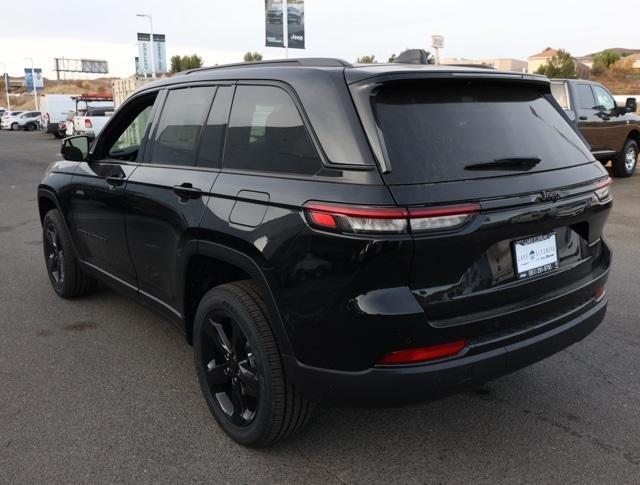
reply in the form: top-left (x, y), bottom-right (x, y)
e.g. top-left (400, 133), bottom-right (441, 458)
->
top-left (373, 81), bottom-right (593, 184)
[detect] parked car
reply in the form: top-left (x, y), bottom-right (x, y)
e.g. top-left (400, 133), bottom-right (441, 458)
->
top-left (550, 79), bottom-right (640, 177)
top-left (40, 94), bottom-right (77, 138)
top-left (39, 60), bottom-right (612, 447)
top-left (0, 110), bottom-right (23, 129)
top-left (1, 111), bottom-right (40, 131)
top-left (71, 105), bottom-right (113, 139)
top-left (0, 107), bottom-right (7, 118)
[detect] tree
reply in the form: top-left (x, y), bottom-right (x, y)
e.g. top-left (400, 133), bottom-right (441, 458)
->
top-left (388, 54), bottom-right (397, 63)
top-left (592, 49), bottom-right (621, 69)
top-left (356, 55), bottom-right (376, 64)
top-left (169, 54), bottom-right (203, 73)
top-left (243, 52), bottom-right (263, 62)
top-left (535, 50), bottom-right (577, 79)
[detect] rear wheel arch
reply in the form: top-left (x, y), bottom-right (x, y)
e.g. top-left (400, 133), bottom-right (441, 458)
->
top-left (183, 241), bottom-right (294, 356)
top-left (626, 129), bottom-right (640, 146)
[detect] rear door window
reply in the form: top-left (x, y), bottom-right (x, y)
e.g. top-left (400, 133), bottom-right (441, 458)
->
top-left (150, 86), bottom-right (216, 166)
top-left (373, 80), bottom-right (594, 184)
top-left (550, 83), bottom-right (570, 110)
top-left (575, 84), bottom-right (596, 110)
top-left (223, 85), bottom-right (321, 175)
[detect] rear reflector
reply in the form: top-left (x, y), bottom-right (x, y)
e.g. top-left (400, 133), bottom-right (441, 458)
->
top-left (303, 202), bottom-right (480, 235)
top-left (593, 286), bottom-right (606, 302)
top-left (84, 119), bottom-right (93, 128)
top-left (377, 340), bottom-right (467, 365)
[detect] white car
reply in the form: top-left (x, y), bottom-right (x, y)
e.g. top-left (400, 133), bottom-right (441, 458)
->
top-left (0, 111), bottom-right (23, 129)
top-left (1, 111), bottom-right (41, 131)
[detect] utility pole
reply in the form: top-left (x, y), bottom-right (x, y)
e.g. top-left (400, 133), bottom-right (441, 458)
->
top-left (0, 62), bottom-right (10, 111)
top-left (283, 0), bottom-right (289, 59)
top-left (137, 14), bottom-right (156, 78)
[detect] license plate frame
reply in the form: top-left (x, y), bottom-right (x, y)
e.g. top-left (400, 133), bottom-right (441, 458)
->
top-left (513, 233), bottom-right (559, 279)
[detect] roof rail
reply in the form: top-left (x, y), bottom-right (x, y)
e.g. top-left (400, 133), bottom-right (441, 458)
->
top-left (445, 63), bottom-right (496, 70)
top-left (179, 58), bottom-right (352, 75)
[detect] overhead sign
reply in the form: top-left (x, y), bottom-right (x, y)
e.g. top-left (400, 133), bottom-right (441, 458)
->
top-left (24, 68), bottom-right (44, 91)
top-left (265, 0), bottom-right (305, 49)
top-left (137, 33), bottom-right (167, 75)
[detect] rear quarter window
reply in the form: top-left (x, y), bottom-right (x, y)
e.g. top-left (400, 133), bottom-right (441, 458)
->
top-left (373, 80), bottom-right (594, 184)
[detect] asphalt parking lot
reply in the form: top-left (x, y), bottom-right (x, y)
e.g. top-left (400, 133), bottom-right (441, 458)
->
top-left (1, 130), bottom-right (639, 484)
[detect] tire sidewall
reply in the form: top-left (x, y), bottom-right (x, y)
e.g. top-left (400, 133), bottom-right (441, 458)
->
top-left (193, 287), bottom-right (278, 445)
top-left (625, 140), bottom-right (638, 176)
top-left (42, 210), bottom-right (76, 297)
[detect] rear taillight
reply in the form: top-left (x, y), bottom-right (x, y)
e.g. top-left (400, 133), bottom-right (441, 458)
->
top-left (303, 202), bottom-right (480, 235)
top-left (84, 119), bottom-right (92, 128)
top-left (595, 177), bottom-right (612, 201)
top-left (593, 286), bottom-right (606, 302)
top-left (377, 340), bottom-right (467, 365)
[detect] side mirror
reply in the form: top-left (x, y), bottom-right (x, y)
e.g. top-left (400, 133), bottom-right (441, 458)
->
top-left (61, 135), bottom-right (90, 162)
top-left (625, 97), bottom-right (637, 113)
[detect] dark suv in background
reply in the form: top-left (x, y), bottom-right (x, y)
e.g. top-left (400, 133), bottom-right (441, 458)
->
top-left (39, 59), bottom-right (612, 446)
top-left (550, 79), bottom-right (640, 177)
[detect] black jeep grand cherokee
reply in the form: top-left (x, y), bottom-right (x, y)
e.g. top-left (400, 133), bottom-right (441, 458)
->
top-left (38, 59), bottom-right (612, 446)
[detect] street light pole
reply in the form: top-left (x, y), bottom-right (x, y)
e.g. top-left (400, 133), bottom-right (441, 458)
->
top-left (23, 57), bottom-right (39, 111)
top-left (0, 62), bottom-right (10, 111)
top-left (136, 14), bottom-right (156, 78)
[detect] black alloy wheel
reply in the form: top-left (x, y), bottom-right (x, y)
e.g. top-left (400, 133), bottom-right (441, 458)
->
top-left (200, 313), bottom-right (260, 426)
top-left (44, 222), bottom-right (65, 289)
top-left (193, 281), bottom-right (314, 447)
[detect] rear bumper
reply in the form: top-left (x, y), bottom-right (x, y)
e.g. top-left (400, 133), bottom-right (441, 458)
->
top-left (284, 297), bottom-right (607, 403)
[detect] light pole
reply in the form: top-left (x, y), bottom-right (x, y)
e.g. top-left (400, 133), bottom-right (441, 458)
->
top-left (136, 13), bottom-right (156, 78)
top-left (23, 58), bottom-right (39, 111)
top-left (0, 62), bottom-right (10, 111)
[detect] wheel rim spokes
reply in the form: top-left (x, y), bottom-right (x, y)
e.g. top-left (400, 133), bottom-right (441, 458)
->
top-left (202, 315), bottom-right (259, 426)
top-left (625, 148), bottom-right (637, 172)
top-left (45, 226), bottom-right (64, 285)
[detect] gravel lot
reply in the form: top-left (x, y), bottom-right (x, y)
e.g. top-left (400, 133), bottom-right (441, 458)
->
top-left (1, 130), bottom-right (639, 484)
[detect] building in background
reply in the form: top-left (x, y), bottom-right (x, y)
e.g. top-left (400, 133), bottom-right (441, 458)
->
top-left (442, 57), bottom-right (527, 72)
top-left (528, 47), bottom-right (591, 78)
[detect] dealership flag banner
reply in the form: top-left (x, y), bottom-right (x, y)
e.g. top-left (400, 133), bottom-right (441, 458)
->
top-left (24, 68), bottom-right (44, 91)
top-left (137, 33), bottom-right (168, 75)
top-left (265, 0), bottom-right (305, 49)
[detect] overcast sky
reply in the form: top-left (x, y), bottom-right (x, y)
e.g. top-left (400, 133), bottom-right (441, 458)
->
top-left (1, 0), bottom-right (638, 78)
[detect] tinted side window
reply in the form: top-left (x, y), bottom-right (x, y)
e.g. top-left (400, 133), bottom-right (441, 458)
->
top-left (224, 85), bottom-right (321, 175)
top-left (196, 86), bottom-right (234, 169)
top-left (150, 86), bottom-right (215, 166)
top-left (594, 85), bottom-right (615, 110)
top-left (575, 84), bottom-right (596, 110)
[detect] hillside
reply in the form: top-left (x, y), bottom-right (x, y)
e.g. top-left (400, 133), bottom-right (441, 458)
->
top-left (2, 78), bottom-right (116, 111)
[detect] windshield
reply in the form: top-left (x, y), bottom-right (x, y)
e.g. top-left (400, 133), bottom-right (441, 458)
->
top-left (373, 80), bottom-right (593, 184)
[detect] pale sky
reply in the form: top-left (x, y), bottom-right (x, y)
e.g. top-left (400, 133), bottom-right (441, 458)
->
top-left (0, 0), bottom-right (638, 78)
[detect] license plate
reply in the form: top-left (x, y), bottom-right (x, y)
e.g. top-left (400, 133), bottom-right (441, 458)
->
top-left (513, 233), bottom-right (559, 279)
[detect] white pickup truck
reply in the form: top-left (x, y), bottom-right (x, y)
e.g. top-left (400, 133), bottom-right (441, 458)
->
top-left (64, 94), bottom-right (114, 139)
top-left (71, 105), bottom-right (114, 138)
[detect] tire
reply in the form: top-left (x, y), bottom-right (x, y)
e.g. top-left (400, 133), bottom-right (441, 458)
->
top-left (25, 123), bottom-right (35, 132)
top-left (42, 209), bottom-right (97, 298)
top-left (11, 122), bottom-right (19, 131)
top-left (612, 139), bottom-right (638, 177)
top-left (193, 280), bottom-right (314, 447)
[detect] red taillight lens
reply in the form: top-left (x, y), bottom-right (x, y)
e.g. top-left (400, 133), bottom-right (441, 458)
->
top-left (84, 119), bottom-right (92, 128)
top-left (303, 202), bottom-right (480, 234)
top-left (377, 340), bottom-right (467, 365)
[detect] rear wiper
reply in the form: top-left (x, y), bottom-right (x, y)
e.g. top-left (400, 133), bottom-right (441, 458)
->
top-left (464, 157), bottom-right (542, 171)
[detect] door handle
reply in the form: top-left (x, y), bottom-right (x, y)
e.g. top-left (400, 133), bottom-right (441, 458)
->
top-left (579, 116), bottom-right (588, 121)
top-left (173, 183), bottom-right (202, 200)
top-left (106, 175), bottom-right (126, 187)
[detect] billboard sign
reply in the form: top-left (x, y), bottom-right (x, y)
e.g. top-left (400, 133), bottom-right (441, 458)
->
top-left (24, 68), bottom-right (44, 91)
top-left (137, 33), bottom-right (167, 75)
top-left (265, 0), bottom-right (304, 49)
